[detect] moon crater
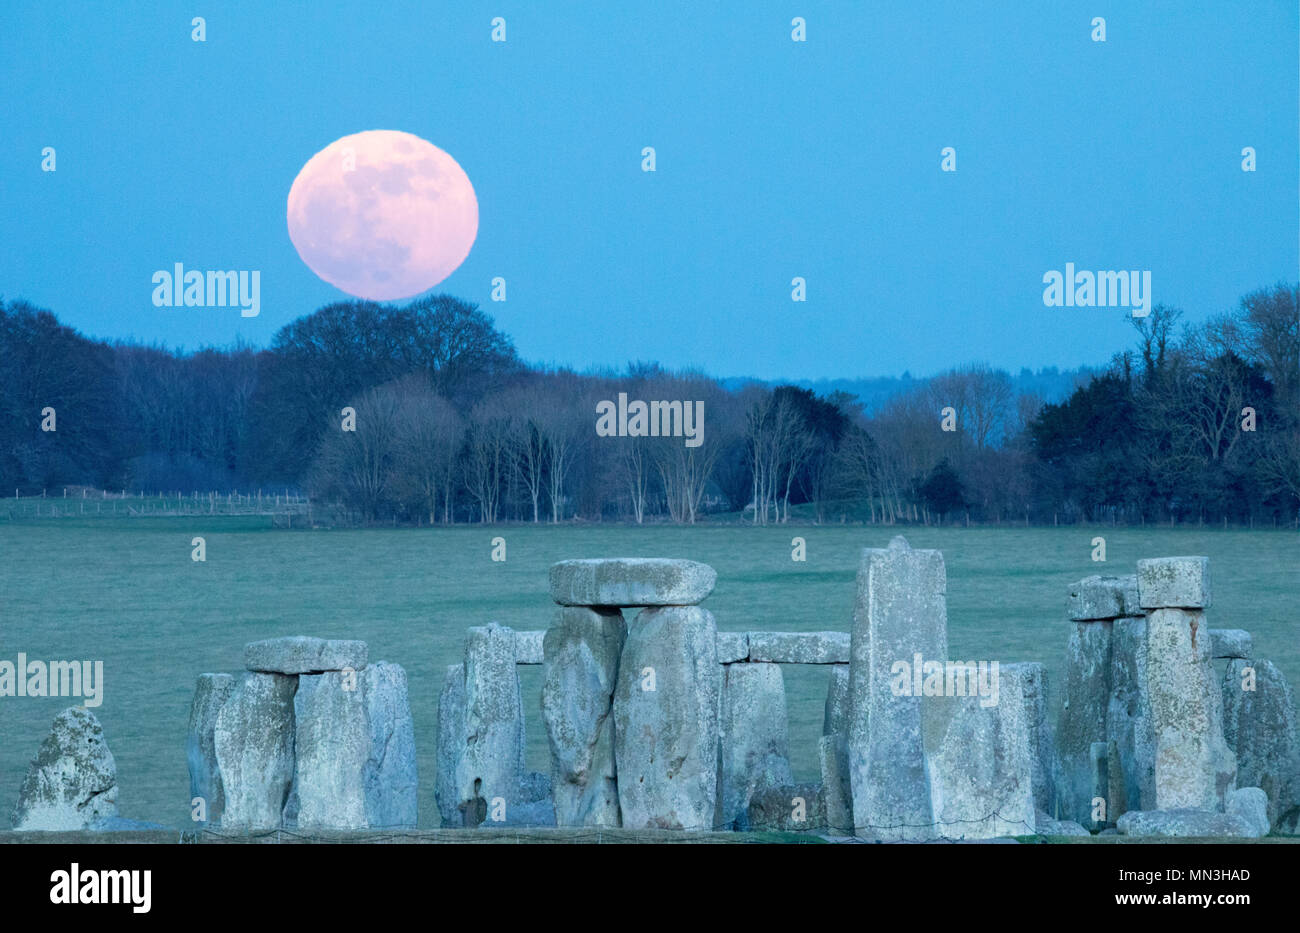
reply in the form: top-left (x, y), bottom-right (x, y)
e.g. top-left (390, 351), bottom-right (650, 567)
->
top-left (287, 130), bottom-right (478, 301)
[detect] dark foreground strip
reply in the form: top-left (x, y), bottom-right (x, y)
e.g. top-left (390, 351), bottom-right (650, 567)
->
top-left (0, 831), bottom-right (1290, 919)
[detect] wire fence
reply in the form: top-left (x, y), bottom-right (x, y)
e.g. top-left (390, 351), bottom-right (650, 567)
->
top-left (4, 487), bottom-right (312, 522)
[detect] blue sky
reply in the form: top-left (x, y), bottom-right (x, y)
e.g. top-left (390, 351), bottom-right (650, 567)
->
top-left (1, 1), bottom-right (1295, 380)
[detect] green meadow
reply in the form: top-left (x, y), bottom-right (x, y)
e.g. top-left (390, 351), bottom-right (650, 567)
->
top-left (1, 518), bottom-right (1296, 829)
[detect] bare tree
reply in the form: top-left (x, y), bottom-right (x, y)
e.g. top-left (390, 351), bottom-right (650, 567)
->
top-left (497, 384), bottom-right (546, 522)
top-left (537, 393), bottom-right (583, 523)
top-left (647, 374), bottom-right (731, 524)
top-left (1011, 392), bottom-right (1045, 438)
top-left (833, 423), bottom-right (883, 522)
top-left (464, 395), bottom-right (514, 523)
top-left (309, 384), bottom-right (403, 522)
top-left (1239, 283), bottom-right (1299, 408)
top-left (745, 389), bottom-right (782, 524)
top-left (1181, 324), bottom-right (1249, 463)
top-left (926, 364), bottom-right (1012, 450)
top-left (391, 375), bottom-right (463, 524)
top-left (745, 390), bottom-right (815, 523)
top-left (869, 390), bottom-right (947, 522)
top-left (619, 436), bottom-right (652, 523)
top-left (1129, 303), bottom-right (1184, 385)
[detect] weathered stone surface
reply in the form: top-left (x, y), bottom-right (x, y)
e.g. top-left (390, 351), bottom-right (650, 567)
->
top-left (613, 606), bottom-right (720, 830)
top-left (433, 664), bottom-right (465, 827)
top-left (716, 631), bottom-right (749, 663)
top-left (746, 630), bottom-right (850, 664)
top-left (927, 663), bottom-right (1039, 839)
top-left (520, 770), bottom-right (551, 803)
top-left (819, 665), bottom-right (853, 834)
top-left (1226, 786), bottom-right (1270, 837)
top-left (1057, 619), bottom-right (1113, 823)
top-left (1105, 739), bottom-right (1127, 825)
top-left (550, 558), bottom-right (716, 607)
top-left (849, 536), bottom-right (948, 840)
top-left (290, 671), bottom-right (369, 831)
top-left (362, 661), bottom-right (418, 829)
top-left (244, 636), bottom-right (368, 675)
top-left (1145, 608), bottom-right (1236, 811)
top-left (1279, 810), bottom-right (1300, 835)
top-left (186, 673), bottom-right (235, 827)
top-left (92, 816), bottom-right (169, 831)
top-left (1067, 574), bottom-right (1140, 621)
top-left (1137, 556), bottom-right (1211, 609)
top-left (445, 773), bottom-right (554, 827)
top-left (213, 672), bottom-right (297, 831)
top-left (455, 624), bottom-right (525, 827)
top-left (1210, 629), bottom-right (1253, 659)
top-left (720, 662), bottom-right (793, 830)
top-left (12, 708), bottom-right (119, 831)
top-left (747, 783), bottom-right (826, 832)
top-left (1221, 659), bottom-right (1300, 826)
top-left (1116, 808), bottom-right (1259, 838)
top-left (1037, 817), bottom-right (1091, 836)
top-left (823, 664), bottom-right (850, 738)
top-left (486, 798), bottom-right (557, 827)
top-left (1107, 616), bottom-right (1155, 813)
top-left (1087, 742), bottom-right (1110, 831)
top-left (1022, 664), bottom-right (1061, 818)
top-left (514, 630), bottom-right (545, 665)
top-left (542, 607), bottom-right (626, 827)
top-left (819, 735), bottom-right (853, 833)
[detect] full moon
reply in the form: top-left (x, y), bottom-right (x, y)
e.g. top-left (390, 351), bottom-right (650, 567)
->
top-left (286, 130), bottom-right (478, 301)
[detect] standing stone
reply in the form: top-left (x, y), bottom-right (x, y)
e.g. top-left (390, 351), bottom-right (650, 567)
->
top-left (1145, 608), bottom-right (1236, 810)
top-left (434, 664), bottom-right (466, 827)
top-left (291, 671), bottom-right (369, 831)
top-left (1019, 663), bottom-right (1060, 818)
top-left (542, 607), bottom-right (626, 827)
top-left (823, 664), bottom-right (851, 738)
top-left (1087, 742), bottom-right (1110, 831)
top-left (1107, 615), bottom-right (1155, 812)
top-left (550, 558), bottom-right (716, 607)
top-left (849, 536), bottom-right (948, 840)
top-left (1221, 659), bottom-right (1300, 826)
top-left (748, 782), bottom-right (826, 831)
top-left (1226, 786), bottom-right (1271, 837)
top-left (819, 735), bottom-right (853, 833)
top-left (186, 673), bottom-right (235, 827)
top-left (720, 662), bottom-right (793, 830)
top-left (820, 664), bottom-right (852, 833)
top-left (927, 663), bottom-right (1038, 839)
top-left (613, 605), bottom-right (720, 830)
top-left (12, 708), bottom-right (119, 831)
top-left (213, 672), bottom-right (297, 831)
top-left (1106, 739), bottom-right (1128, 825)
top-left (363, 661), bottom-right (418, 829)
top-left (488, 797), bottom-right (557, 827)
top-left (455, 624), bottom-right (524, 826)
top-left (1057, 620), bottom-right (1113, 823)
top-left (521, 770), bottom-right (551, 803)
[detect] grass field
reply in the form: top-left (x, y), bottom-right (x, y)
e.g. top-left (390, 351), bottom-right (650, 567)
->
top-left (1, 517), bottom-right (1296, 829)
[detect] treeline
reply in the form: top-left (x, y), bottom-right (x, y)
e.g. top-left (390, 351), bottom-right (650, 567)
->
top-left (1, 284), bottom-right (1296, 526)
